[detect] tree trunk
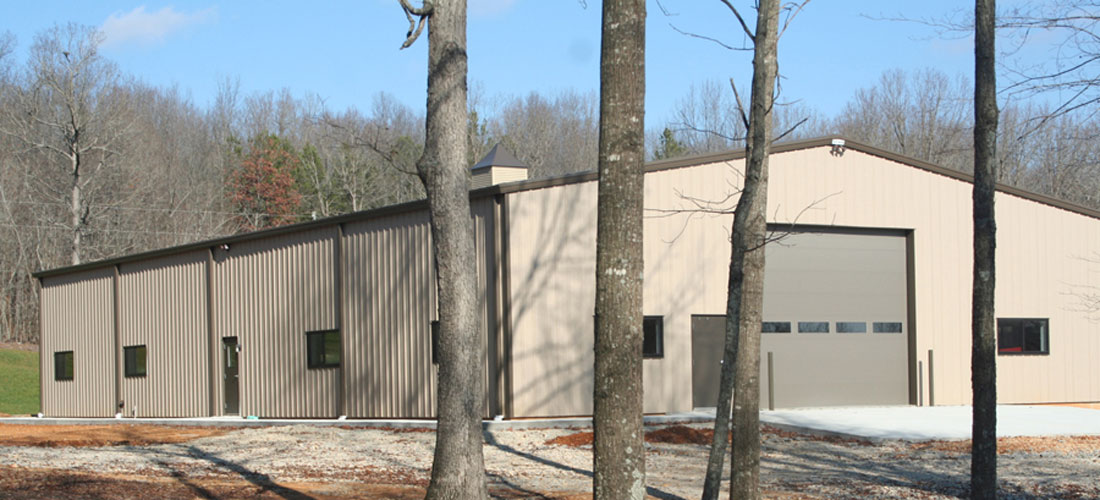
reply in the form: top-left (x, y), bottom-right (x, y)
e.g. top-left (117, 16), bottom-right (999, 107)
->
top-left (971, 0), bottom-right (998, 498)
top-left (592, 1), bottom-right (646, 500)
top-left (415, 1), bottom-right (489, 499)
top-left (702, 2), bottom-right (779, 499)
top-left (70, 153), bottom-right (82, 266)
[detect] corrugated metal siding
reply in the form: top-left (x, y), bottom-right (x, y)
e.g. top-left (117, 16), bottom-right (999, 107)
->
top-left (343, 209), bottom-right (438, 418)
top-left (118, 251), bottom-right (209, 417)
top-left (343, 199), bottom-right (497, 418)
top-left (39, 268), bottom-right (115, 417)
top-left (472, 198), bottom-right (498, 417)
top-left (506, 145), bottom-right (1100, 416)
top-left (212, 226), bottom-right (338, 418)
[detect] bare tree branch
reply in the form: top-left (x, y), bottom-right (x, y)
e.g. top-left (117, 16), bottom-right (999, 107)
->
top-left (668, 23), bottom-right (750, 51)
top-left (719, 0), bottom-right (756, 41)
top-left (398, 0), bottom-right (433, 49)
top-left (778, 0), bottom-right (812, 39)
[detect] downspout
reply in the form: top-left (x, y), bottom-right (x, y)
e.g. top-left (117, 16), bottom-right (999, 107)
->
top-left (36, 277), bottom-right (44, 417)
top-left (906, 230), bottom-right (919, 405)
top-left (207, 248), bottom-right (218, 416)
top-left (335, 223), bottom-right (347, 418)
top-left (113, 265), bottom-right (122, 417)
top-left (496, 193), bottom-right (515, 419)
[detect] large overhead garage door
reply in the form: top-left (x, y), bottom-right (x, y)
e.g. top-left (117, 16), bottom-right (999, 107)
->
top-left (692, 230), bottom-right (910, 409)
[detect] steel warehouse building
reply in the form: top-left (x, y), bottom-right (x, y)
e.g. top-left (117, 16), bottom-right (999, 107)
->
top-left (34, 137), bottom-right (1100, 418)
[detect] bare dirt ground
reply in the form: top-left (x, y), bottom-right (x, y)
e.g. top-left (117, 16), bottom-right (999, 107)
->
top-left (0, 422), bottom-right (1098, 499)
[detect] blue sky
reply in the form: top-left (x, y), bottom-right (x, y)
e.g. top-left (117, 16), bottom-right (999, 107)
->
top-left (2, 1), bottom-right (1031, 125)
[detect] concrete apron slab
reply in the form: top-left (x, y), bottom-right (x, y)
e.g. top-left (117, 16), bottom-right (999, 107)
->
top-left (760, 405), bottom-right (1100, 442)
top-left (0, 411), bottom-right (716, 431)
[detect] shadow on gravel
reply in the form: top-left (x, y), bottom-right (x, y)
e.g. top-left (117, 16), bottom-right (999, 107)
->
top-left (764, 441), bottom-right (965, 497)
top-left (483, 430), bottom-right (685, 500)
top-left (137, 445), bottom-right (315, 500)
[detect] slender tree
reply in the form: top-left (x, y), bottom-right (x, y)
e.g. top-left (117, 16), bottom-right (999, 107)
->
top-left (397, 1), bottom-right (489, 499)
top-left (972, 0), bottom-right (999, 497)
top-left (702, 1), bottom-right (781, 499)
top-left (592, 0), bottom-right (646, 499)
top-left (0, 24), bottom-right (132, 266)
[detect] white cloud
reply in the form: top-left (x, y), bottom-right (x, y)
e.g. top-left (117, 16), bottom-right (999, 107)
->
top-left (101, 5), bottom-right (216, 48)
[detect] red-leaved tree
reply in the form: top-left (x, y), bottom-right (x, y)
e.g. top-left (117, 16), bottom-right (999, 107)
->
top-left (229, 134), bottom-right (303, 231)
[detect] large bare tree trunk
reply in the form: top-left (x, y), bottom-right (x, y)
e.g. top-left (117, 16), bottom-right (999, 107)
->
top-left (702, 2), bottom-right (779, 499)
top-left (399, 1), bottom-right (489, 498)
top-left (592, 1), bottom-right (646, 499)
top-left (972, 0), bottom-right (998, 497)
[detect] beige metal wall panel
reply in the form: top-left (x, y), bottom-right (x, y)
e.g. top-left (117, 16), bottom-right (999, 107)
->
top-left (212, 226), bottom-right (338, 418)
top-left (506, 182), bottom-right (599, 417)
top-left (118, 251), bottom-right (209, 417)
top-left (39, 268), bottom-right (115, 417)
top-left (342, 199), bottom-right (498, 418)
top-left (994, 193), bottom-right (1100, 404)
top-left (506, 145), bottom-right (1100, 417)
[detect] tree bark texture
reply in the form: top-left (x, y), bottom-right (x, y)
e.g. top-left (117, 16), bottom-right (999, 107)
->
top-left (972, 0), bottom-right (998, 498)
top-left (702, 2), bottom-right (779, 499)
top-left (414, 1), bottom-right (489, 499)
top-left (593, 1), bottom-right (646, 500)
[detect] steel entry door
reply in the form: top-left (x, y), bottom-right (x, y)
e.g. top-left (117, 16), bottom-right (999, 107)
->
top-left (691, 316), bottom-right (726, 408)
top-left (223, 337), bottom-right (239, 415)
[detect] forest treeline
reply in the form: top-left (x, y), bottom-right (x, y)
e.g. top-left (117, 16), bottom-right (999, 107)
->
top-left (2, 24), bottom-right (1098, 342)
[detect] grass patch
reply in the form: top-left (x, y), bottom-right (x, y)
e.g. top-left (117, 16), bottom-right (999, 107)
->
top-left (0, 349), bottom-right (39, 415)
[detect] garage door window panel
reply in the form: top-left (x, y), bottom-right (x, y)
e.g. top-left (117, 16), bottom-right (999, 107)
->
top-left (798, 321), bottom-right (829, 334)
top-left (837, 322), bottom-right (867, 333)
top-left (873, 322), bottom-right (903, 334)
top-left (762, 321), bottom-right (791, 333)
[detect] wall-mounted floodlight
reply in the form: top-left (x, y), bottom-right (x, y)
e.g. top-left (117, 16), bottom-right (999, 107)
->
top-left (830, 138), bottom-right (846, 156)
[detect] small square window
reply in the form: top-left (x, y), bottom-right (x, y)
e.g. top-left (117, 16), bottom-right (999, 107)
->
top-left (431, 320), bottom-right (440, 365)
top-left (54, 351), bottom-right (73, 381)
top-left (837, 322), bottom-right (867, 334)
top-left (762, 322), bottom-right (792, 333)
top-left (124, 345), bottom-right (147, 377)
top-left (643, 316), bottom-right (664, 358)
top-left (798, 321), bottom-right (829, 334)
top-left (873, 322), bottom-right (904, 334)
top-left (306, 330), bottom-right (340, 368)
top-left (997, 318), bottom-right (1049, 355)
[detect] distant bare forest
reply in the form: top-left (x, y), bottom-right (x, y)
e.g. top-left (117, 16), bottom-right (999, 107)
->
top-left (2, 24), bottom-right (1098, 342)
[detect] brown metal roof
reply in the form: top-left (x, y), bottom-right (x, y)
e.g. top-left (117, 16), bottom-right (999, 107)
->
top-left (472, 144), bottom-right (527, 170)
top-left (34, 136), bottom-right (1100, 279)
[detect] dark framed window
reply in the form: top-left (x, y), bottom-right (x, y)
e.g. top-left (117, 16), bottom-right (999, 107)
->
top-left (762, 322), bottom-right (791, 333)
top-left (998, 318), bottom-right (1049, 355)
top-left (798, 321), bottom-right (829, 334)
top-left (431, 320), bottom-right (440, 365)
top-left (836, 322), bottom-right (867, 334)
top-left (643, 316), bottom-right (664, 358)
top-left (873, 322), bottom-right (903, 334)
top-left (306, 330), bottom-right (341, 368)
top-left (124, 345), bottom-right (147, 377)
top-left (54, 351), bottom-right (73, 381)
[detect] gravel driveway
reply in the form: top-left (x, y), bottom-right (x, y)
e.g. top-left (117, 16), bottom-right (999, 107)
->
top-left (0, 423), bottom-right (1098, 498)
